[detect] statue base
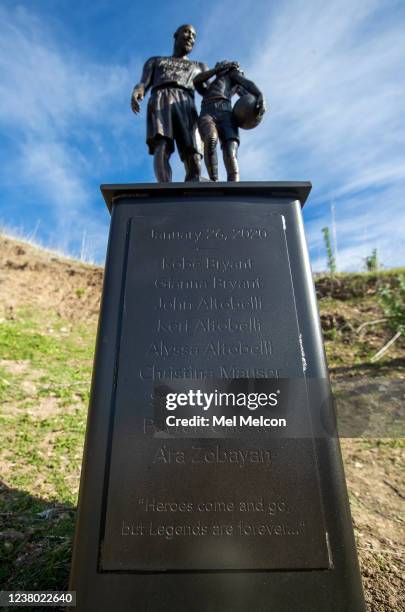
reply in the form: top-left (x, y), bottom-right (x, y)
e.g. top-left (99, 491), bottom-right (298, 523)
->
top-left (69, 182), bottom-right (365, 611)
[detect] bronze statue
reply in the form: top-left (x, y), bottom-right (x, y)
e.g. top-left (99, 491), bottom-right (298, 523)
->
top-left (131, 25), bottom-right (207, 182)
top-left (194, 61), bottom-right (266, 182)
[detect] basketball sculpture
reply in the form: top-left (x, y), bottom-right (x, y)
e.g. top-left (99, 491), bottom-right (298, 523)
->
top-left (233, 93), bottom-right (266, 130)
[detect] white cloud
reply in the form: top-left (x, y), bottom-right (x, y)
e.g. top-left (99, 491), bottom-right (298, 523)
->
top-left (231, 0), bottom-right (405, 270)
top-left (19, 141), bottom-right (89, 242)
top-left (0, 4), bottom-right (139, 259)
top-left (0, 6), bottom-right (132, 136)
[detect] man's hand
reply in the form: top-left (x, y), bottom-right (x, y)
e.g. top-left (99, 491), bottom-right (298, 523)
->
top-left (131, 85), bottom-right (145, 114)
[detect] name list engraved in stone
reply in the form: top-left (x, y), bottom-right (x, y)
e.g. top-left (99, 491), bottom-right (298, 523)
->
top-left (139, 364), bottom-right (216, 381)
top-left (146, 339), bottom-right (272, 359)
top-left (154, 277), bottom-right (262, 291)
top-left (213, 277), bottom-right (262, 290)
top-left (152, 444), bottom-right (272, 466)
top-left (197, 296), bottom-right (262, 311)
top-left (156, 317), bottom-right (263, 335)
top-left (204, 339), bottom-right (272, 357)
top-left (155, 278), bottom-right (209, 290)
top-left (156, 295), bottom-right (263, 312)
top-left (161, 256), bottom-right (254, 272)
top-left (100, 205), bottom-right (329, 572)
top-left (139, 364), bottom-right (282, 380)
top-left (219, 366), bottom-right (282, 379)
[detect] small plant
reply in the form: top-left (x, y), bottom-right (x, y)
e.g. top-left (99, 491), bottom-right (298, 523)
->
top-left (378, 274), bottom-right (405, 335)
top-left (364, 248), bottom-right (378, 272)
top-left (371, 274), bottom-right (405, 362)
top-left (322, 226), bottom-right (336, 275)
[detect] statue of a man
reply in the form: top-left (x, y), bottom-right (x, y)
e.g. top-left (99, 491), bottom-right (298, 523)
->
top-left (131, 25), bottom-right (207, 182)
top-left (194, 61), bottom-right (265, 181)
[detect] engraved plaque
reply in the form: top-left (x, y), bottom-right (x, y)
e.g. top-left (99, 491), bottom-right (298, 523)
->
top-left (70, 185), bottom-right (366, 612)
top-left (100, 202), bottom-right (330, 571)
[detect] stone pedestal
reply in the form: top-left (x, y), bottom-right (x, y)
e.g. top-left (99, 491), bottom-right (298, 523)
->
top-left (69, 182), bottom-right (365, 611)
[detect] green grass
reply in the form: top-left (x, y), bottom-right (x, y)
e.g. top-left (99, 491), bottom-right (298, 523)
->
top-left (0, 484), bottom-right (76, 591)
top-left (0, 313), bottom-right (94, 407)
top-left (374, 438), bottom-right (405, 449)
top-left (315, 267), bottom-right (405, 281)
top-left (0, 308), bottom-right (95, 593)
top-left (1, 410), bottom-right (86, 501)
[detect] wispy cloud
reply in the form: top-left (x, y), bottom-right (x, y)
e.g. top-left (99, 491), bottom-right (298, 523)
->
top-left (0, 4), bottom-right (139, 259)
top-left (233, 0), bottom-right (405, 270)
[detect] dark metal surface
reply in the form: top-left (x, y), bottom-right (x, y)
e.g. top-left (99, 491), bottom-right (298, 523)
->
top-left (130, 31), bottom-right (265, 183)
top-left (194, 62), bottom-right (265, 181)
top-left (70, 184), bottom-right (365, 611)
top-left (100, 181), bottom-right (312, 213)
top-left (131, 25), bottom-right (206, 182)
top-left (100, 205), bottom-right (328, 571)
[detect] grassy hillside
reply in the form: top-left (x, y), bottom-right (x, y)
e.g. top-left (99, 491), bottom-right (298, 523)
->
top-left (0, 235), bottom-right (404, 611)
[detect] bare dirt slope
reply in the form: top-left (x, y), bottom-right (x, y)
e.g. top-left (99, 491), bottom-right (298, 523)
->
top-left (0, 234), bottom-right (404, 611)
top-left (0, 235), bottom-right (102, 322)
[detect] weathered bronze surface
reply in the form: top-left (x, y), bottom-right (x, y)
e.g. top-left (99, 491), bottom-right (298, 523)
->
top-left (131, 25), bottom-right (207, 182)
top-left (131, 29), bottom-right (265, 183)
top-left (194, 61), bottom-right (265, 181)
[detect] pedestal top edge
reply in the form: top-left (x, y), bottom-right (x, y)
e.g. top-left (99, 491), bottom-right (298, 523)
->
top-left (100, 181), bottom-right (312, 213)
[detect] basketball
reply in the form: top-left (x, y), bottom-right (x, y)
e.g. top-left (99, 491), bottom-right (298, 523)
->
top-left (232, 94), bottom-right (265, 130)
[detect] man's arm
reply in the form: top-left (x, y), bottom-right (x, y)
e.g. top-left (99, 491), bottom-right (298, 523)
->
top-left (230, 70), bottom-right (266, 114)
top-left (131, 57), bottom-right (156, 114)
top-left (193, 61), bottom-right (238, 95)
top-left (193, 63), bottom-right (213, 95)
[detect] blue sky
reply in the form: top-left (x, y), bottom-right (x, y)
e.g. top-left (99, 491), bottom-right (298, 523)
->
top-left (0, 0), bottom-right (404, 270)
